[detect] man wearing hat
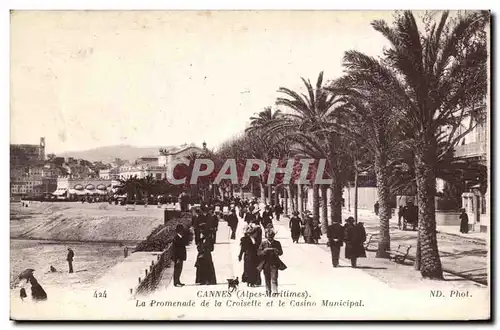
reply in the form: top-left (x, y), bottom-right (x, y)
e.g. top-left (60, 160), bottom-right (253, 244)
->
top-left (257, 228), bottom-right (286, 297)
top-left (459, 208), bottom-right (469, 234)
top-left (327, 220), bottom-right (344, 267)
top-left (173, 224), bottom-right (187, 286)
top-left (343, 217), bottom-right (367, 268)
top-left (302, 210), bottom-right (314, 244)
top-left (289, 211), bottom-right (302, 243)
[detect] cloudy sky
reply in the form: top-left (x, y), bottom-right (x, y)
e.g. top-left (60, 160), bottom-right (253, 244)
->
top-left (10, 10), bottom-right (397, 154)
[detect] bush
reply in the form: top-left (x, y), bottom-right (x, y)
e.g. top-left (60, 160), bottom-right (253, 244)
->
top-left (135, 215), bottom-right (193, 252)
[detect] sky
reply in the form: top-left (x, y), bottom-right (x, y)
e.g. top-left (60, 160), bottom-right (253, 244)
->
top-left (10, 10), bottom-right (398, 154)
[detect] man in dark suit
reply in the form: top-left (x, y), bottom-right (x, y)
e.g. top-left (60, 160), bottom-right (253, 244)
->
top-left (257, 229), bottom-right (285, 297)
top-left (327, 221), bottom-right (344, 267)
top-left (173, 225), bottom-right (187, 287)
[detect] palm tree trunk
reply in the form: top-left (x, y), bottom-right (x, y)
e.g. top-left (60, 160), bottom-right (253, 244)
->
top-left (375, 151), bottom-right (391, 258)
top-left (329, 175), bottom-right (343, 224)
top-left (297, 183), bottom-right (303, 215)
top-left (414, 143), bottom-right (443, 279)
top-left (268, 184), bottom-right (273, 204)
top-left (312, 184), bottom-right (320, 227)
top-left (240, 185), bottom-right (244, 198)
top-left (260, 180), bottom-right (266, 203)
top-left (320, 185), bottom-right (328, 234)
top-left (354, 169), bottom-right (358, 223)
top-left (284, 186), bottom-right (289, 215)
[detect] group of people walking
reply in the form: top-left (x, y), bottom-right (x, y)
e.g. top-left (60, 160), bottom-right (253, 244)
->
top-left (238, 202), bottom-right (286, 296)
top-left (173, 195), bottom-right (371, 296)
top-left (327, 217), bottom-right (367, 268)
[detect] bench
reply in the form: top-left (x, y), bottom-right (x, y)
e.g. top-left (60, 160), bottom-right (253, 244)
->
top-left (363, 234), bottom-right (377, 250)
top-left (125, 205), bottom-right (136, 211)
top-left (388, 244), bottom-right (412, 264)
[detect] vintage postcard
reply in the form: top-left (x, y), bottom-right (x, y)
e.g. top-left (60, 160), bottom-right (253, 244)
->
top-left (9, 10), bottom-right (490, 321)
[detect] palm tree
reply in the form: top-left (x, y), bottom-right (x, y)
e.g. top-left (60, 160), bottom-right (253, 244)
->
top-left (341, 11), bottom-right (488, 278)
top-left (273, 72), bottom-right (350, 231)
top-left (328, 82), bottom-right (399, 258)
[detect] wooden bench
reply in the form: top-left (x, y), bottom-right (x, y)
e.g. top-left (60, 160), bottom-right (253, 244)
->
top-left (364, 234), bottom-right (377, 250)
top-left (125, 205), bottom-right (136, 211)
top-left (388, 244), bottom-right (412, 264)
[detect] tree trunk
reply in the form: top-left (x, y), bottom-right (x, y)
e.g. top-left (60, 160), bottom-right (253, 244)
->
top-left (260, 180), bottom-right (266, 203)
top-left (414, 142), bottom-right (443, 279)
top-left (312, 184), bottom-right (320, 228)
top-left (375, 151), bottom-right (391, 258)
top-left (297, 183), bottom-right (304, 215)
top-left (240, 185), bottom-right (244, 198)
top-left (287, 186), bottom-right (292, 212)
top-left (275, 186), bottom-right (279, 206)
top-left (320, 185), bottom-right (328, 234)
top-left (347, 181), bottom-right (351, 212)
top-left (329, 176), bottom-right (343, 224)
top-left (284, 186), bottom-right (289, 215)
top-left (415, 231), bottom-right (421, 271)
top-left (268, 184), bottom-right (273, 204)
top-left (354, 170), bottom-right (358, 223)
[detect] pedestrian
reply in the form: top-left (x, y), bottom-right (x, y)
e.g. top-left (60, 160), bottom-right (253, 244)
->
top-left (245, 206), bottom-right (256, 224)
top-left (303, 211), bottom-right (314, 244)
top-left (257, 228), bottom-right (286, 297)
top-left (173, 224), bottom-right (187, 287)
top-left (192, 208), bottom-right (201, 245)
top-left (374, 201), bottom-right (379, 216)
top-left (312, 222), bottom-right (322, 244)
top-left (289, 211), bottom-right (302, 243)
top-left (343, 217), bottom-right (367, 268)
top-left (28, 275), bottom-right (47, 301)
top-left (238, 226), bottom-right (260, 287)
top-left (274, 203), bottom-right (283, 221)
top-left (262, 205), bottom-right (273, 228)
top-left (398, 205), bottom-right (404, 230)
top-left (195, 236), bottom-right (217, 285)
top-left (327, 221), bottom-right (344, 267)
top-left (207, 208), bottom-right (219, 244)
top-left (66, 248), bottom-right (74, 273)
top-left (227, 208), bottom-right (238, 240)
top-left (459, 208), bottom-right (469, 234)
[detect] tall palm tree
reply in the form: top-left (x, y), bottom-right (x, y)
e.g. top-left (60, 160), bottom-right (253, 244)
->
top-left (273, 72), bottom-right (350, 231)
top-left (341, 11), bottom-right (488, 279)
top-left (328, 82), bottom-right (400, 258)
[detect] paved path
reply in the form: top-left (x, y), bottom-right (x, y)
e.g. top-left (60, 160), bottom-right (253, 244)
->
top-left (10, 210), bottom-right (489, 320)
top-left (136, 213), bottom-right (488, 320)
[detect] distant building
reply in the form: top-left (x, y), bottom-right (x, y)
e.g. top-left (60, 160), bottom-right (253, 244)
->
top-left (10, 137), bottom-right (45, 165)
top-left (53, 176), bottom-right (115, 199)
top-left (103, 143), bottom-right (205, 181)
top-left (10, 162), bottom-right (59, 197)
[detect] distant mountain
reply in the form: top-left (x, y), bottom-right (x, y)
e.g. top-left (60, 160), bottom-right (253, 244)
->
top-left (58, 145), bottom-right (171, 164)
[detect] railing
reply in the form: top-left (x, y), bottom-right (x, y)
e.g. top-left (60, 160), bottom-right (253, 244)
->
top-left (134, 242), bottom-right (174, 296)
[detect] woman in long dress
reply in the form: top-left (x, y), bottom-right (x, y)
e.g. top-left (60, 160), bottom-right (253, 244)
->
top-left (238, 228), bottom-right (260, 287)
top-left (28, 275), bottom-right (47, 301)
top-left (195, 236), bottom-right (217, 285)
top-left (289, 211), bottom-right (302, 243)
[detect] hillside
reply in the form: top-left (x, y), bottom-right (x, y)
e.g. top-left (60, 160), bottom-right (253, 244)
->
top-left (58, 144), bottom-right (172, 163)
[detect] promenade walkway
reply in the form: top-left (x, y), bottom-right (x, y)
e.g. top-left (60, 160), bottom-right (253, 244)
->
top-left (140, 213), bottom-right (488, 320)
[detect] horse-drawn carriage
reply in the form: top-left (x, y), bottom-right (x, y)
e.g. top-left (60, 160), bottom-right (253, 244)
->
top-left (400, 203), bottom-right (418, 231)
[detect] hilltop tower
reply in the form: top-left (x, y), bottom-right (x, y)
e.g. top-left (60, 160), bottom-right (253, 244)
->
top-left (39, 137), bottom-right (46, 161)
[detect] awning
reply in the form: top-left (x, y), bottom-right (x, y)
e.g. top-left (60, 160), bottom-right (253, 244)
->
top-left (69, 189), bottom-right (86, 196)
top-left (52, 188), bottom-right (67, 196)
